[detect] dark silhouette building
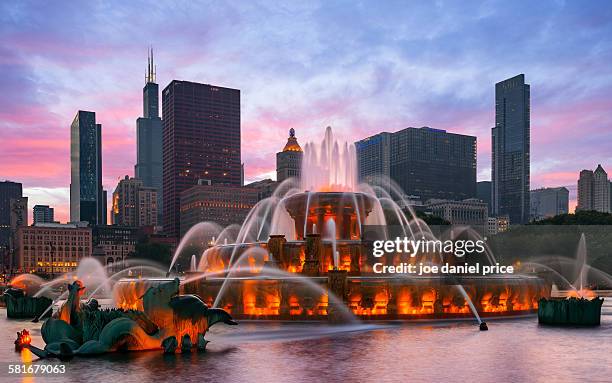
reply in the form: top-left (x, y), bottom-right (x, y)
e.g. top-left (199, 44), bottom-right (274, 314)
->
top-left (162, 80), bottom-right (241, 238)
top-left (492, 74), bottom-right (530, 224)
top-left (530, 187), bottom-right (569, 220)
top-left (355, 132), bottom-right (392, 191)
top-left (70, 110), bottom-right (106, 225)
top-left (33, 204), bottom-right (55, 224)
top-left (0, 181), bottom-right (22, 251)
top-left (135, 49), bottom-right (163, 225)
top-left (476, 181), bottom-right (492, 215)
top-left (356, 127), bottom-right (476, 202)
top-left (0, 181), bottom-right (25, 271)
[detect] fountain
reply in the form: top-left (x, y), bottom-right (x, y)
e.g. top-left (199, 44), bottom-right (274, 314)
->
top-left (114, 127), bottom-right (549, 322)
top-left (538, 234), bottom-right (605, 326)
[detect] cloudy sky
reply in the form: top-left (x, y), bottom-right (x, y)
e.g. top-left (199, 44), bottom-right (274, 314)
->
top-left (1, 0), bottom-right (612, 222)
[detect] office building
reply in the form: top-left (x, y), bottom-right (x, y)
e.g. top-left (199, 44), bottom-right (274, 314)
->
top-left (0, 181), bottom-right (22, 251)
top-left (476, 181), bottom-right (492, 214)
top-left (162, 80), bottom-right (241, 238)
top-left (492, 74), bottom-right (530, 224)
top-left (111, 176), bottom-right (158, 227)
top-left (70, 110), bottom-right (106, 225)
top-left (92, 225), bottom-right (139, 271)
top-left (356, 127), bottom-right (476, 201)
top-left (276, 128), bottom-right (303, 183)
top-left (355, 132), bottom-right (391, 190)
top-left (577, 165), bottom-right (610, 213)
top-left (33, 205), bottom-right (55, 224)
top-left (245, 179), bottom-right (278, 201)
top-left (577, 170), bottom-right (594, 211)
top-left (135, 50), bottom-right (163, 225)
top-left (17, 222), bottom-right (91, 274)
top-left (10, 197), bottom-right (27, 231)
top-left (427, 198), bottom-right (488, 233)
top-left (487, 215), bottom-right (510, 236)
top-left (530, 187), bottom-right (569, 220)
top-left (179, 181), bottom-right (257, 236)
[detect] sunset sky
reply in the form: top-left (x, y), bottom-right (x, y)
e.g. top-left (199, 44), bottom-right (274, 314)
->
top-left (2, 1), bottom-right (612, 222)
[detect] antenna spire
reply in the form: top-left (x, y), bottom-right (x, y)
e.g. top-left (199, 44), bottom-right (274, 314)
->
top-left (146, 46), bottom-right (156, 84)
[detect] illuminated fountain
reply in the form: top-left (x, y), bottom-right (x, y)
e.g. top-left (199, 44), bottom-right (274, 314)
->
top-left (114, 126), bottom-right (549, 322)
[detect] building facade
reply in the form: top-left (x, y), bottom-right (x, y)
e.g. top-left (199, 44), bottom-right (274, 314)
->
top-left (245, 179), bottom-right (278, 201)
top-left (179, 182), bottom-right (258, 236)
top-left (276, 128), bottom-right (303, 183)
top-left (355, 132), bottom-right (392, 191)
top-left (10, 197), bottom-right (28, 232)
top-left (17, 222), bottom-right (91, 274)
top-left (33, 205), bottom-right (55, 224)
top-left (577, 170), bottom-right (594, 211)
top-left (356, 127), bottom-right (476, 201)
top-left (162, 81), bottom-right (241, 238)
top-left (487, 216), bottom-right (509, 236)
top-left (476, 181), bottom-right (492, 214)
top-left (111, 176), bottom-right (158, 227)
top-left (492, 74), bottom-right (531, 224)
top-left (135, 50), bottom-right (163, 225)
top-left (530, 187), bottom-right (569, 220)
top-left (577, 165), bottom-right (610, 212)
top-left (0, 181), bottom-right (22, 253)
top-left (70, 110), bottom-right (106, 225)
top-left (92, 226), bottom-right (139, 271)
top-left (427, 198), bottom-right (488, 233)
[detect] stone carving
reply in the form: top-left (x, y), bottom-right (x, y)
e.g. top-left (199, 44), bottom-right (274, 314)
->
top-left (26, 278), bottom-right (237, 358)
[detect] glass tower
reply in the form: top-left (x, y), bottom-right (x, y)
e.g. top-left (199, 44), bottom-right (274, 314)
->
top-left (492, 74), bottom-right (530, 224)
top-left (70, 110), bottom-right (106, 225)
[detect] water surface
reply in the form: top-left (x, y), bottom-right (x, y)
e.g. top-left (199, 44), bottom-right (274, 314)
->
top-left (1, 300), bottom-right (611, 383)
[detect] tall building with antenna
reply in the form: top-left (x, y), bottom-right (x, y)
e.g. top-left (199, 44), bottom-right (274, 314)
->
top-left (135, 48), bottom-right (163, 226)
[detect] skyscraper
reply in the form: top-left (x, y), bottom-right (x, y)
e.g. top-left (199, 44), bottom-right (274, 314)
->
top-left (10, 197), bottom-right (28, 231)
top-left (135, 49), bottom-right (163, 225)
top-left (33, 205), bottom-right (55, 224)
top-left (356, 127), bottom-right (476, 202)
top-left (276, 128), bottom-right (303, 183)
top-left (492, 74), bottom-right (530, 224)
top-left (162, 80), bottom-right (241, 238)
top-left (0, 181), bottom-right (22, 251)
top-left (0, 181), bottom-right (23, 271)
top-left (111, 176), bottom-right (157, 227)
top-left (577, 165), bottom-right (610, 212)
top-left (577, 170), bottom-right (594, 211)
top-left (476, 181), bottom-right (492, 215)
top-left (70, 110), bottom-right (106, 225)
top-left (530, 187), bottom-right (569, 220)
top-left (593, 165), bottom-right (610, 213)
top-left (355, 132), bottom-right (391, 191)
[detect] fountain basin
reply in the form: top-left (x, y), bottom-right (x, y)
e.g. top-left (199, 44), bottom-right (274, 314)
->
top-left (114, 274), bottom-right (549, 321)
top-left (538, 297), bottom-right (604, 326)
top-left (3, 288), bottom-right (52, 319)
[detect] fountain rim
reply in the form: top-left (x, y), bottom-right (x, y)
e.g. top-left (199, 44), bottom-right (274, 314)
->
top-left (116, 274), bottom-right (543, 283)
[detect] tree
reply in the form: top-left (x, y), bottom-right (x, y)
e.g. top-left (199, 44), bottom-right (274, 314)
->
top-left (133, 241), bottom-right (173, 267)
top-left (529, 210), bottom-right (612, 225)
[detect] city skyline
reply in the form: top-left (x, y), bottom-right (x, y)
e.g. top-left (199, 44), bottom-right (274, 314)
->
top-left (2, 1), bottom-right (612, 222)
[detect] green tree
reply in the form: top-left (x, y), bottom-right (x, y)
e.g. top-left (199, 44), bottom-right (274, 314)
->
top-left (529, 210), bottom-right (612, 225)
top-left (134, 241), bottom-right (173, 267)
